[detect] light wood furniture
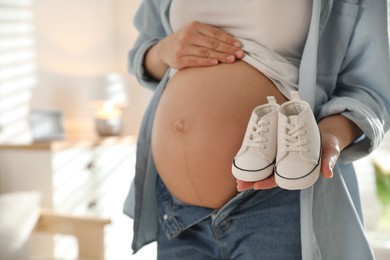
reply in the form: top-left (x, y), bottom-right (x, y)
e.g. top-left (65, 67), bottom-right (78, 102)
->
top-left (35, 209), bottom-right (111, 260)
top-left (0, 135), bottom-right (136, 259)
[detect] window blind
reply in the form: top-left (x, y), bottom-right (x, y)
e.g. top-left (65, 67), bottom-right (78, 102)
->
top-left (0, 0), bottom-right (37, 144)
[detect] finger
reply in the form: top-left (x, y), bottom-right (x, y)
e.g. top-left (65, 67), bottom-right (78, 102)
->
top-left (236, 179), bottom-right (255, 192)
top-left (320, 151), bottom-right (337, 179)
top-left (178, 56), bottom-right (219, 68)
top-left (320, 142), bottom-right (339, 179)
top-left (321, 160), bottom-right (333, 179)
top-left (192, 36), bottom-right (244, 59)
top-left (184, 45), bottom-right (242, 63)
top-left (253, 175), bottom-right (278, 190)
top-left (188, 23), bottom-right (243, 59)
top-left (194, 21), bottom-right (241, 47)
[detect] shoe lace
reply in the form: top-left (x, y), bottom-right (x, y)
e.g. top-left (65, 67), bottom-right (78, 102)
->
top-left (282, 121), bottom-right (308, 153)
top-left (244, 119), bottom-right (270, 149)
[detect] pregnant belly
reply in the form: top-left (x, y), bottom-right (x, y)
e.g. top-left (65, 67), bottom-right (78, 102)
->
top-left (152, 60), bottom-right (287, 209)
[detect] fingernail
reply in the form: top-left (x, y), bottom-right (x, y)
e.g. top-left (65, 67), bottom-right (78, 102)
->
top-left (235, 50), bottom-right (243, 58)
top-left (233, 41), bottom-right (241, 47)
top-left (211, 59), bottom-right (219, 65)
top-left (328, 163), bottom-right (334, 178)
top-left (226, 55), bottom-right (235, 62)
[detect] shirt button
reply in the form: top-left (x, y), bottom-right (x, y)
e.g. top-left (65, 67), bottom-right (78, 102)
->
top-left (163, 214), bottom-right (169, 220)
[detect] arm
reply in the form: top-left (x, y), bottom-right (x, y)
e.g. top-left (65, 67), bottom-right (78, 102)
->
top-left (317, 115), bottom-right (363, 178)
top-left (237, 0), bottom-right (390, 191)
top-left (144, 21), bottom-right (243, 81)
top-left (317, 0), bottom-right (390, 162)
top-left (129, 0), bottom-right (243, 86)
top-left (128, 0), bottom-right (167, 90)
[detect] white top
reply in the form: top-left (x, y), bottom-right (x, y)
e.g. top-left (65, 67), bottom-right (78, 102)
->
top-left (169, 0), bottom-right (312, 97)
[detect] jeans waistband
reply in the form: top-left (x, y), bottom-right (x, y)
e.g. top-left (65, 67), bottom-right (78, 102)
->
top-left (156, 175), bottom-right (262, 239)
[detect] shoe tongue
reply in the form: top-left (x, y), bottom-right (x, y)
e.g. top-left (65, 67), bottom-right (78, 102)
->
top-left (288, 115), bottom-right (299, 125)
top-left (251, 110), bottom-right (260, 122)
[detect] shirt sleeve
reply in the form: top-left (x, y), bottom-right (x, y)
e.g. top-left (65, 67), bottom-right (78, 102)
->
top-left (128, 0), bottom-right (167, 91)
top-left (317, 0), bottom-right (390, 162)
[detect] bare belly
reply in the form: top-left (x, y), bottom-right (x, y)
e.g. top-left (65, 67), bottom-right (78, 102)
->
top-left (152, 60), bottom-right (287, 209)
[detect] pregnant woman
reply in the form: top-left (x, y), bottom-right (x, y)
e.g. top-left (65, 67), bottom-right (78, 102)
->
top-left (124, 0), bottom-right (390, 259)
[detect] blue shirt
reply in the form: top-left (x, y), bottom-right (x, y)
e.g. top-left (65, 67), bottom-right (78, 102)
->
top-left (124, 0), bottom-right (390, 259)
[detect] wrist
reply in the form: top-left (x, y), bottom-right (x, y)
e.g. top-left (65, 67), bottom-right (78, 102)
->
top-left (144, 40), bottom-right (169, 81)
top-left (318, 114), bottom-right (362, 150)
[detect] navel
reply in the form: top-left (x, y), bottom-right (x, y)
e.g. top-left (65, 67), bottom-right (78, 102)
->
top-left (174, 119), bottom-right (189, 133)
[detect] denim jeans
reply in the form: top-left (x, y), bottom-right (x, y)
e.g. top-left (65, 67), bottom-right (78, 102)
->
top-left (156, 176), bottom-right (302, 260)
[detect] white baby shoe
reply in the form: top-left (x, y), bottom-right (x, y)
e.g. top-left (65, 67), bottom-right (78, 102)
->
top-left (232, 96), bottom-right (279, 182)
top-left (275, 91), bottom-right (321, 190)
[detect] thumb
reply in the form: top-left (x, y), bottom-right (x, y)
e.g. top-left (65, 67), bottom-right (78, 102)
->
top-left (321, 158), bottom-right (334, 179)
top-left (321, 150), bottom-right (339, 179)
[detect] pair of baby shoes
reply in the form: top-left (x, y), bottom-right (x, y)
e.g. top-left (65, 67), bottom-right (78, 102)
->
top-left (232, 91), bottom-right (322, 190)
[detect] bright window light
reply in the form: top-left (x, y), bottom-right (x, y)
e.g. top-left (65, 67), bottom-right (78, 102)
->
top-left (0, 0), bottom-right (36, 144)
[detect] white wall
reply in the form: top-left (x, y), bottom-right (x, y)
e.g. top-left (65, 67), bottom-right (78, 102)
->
top-left (113, 0), bottom-right (152, 135)
top-left (30, 0), bottom-right (151, 137)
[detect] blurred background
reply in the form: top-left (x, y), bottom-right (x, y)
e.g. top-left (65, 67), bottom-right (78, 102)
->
top-left (0, 0), bottom-right (151, 143)
top-left (0, 0), bottom-right (389, 259)
top-left (0, 0), bottom-right (157, 259)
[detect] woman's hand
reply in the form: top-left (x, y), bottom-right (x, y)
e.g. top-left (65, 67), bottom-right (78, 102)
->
top-left (161, 21), bottom-right (244, 69)
top-left (236, 114), bottom-right (363, 192)
top-left (145, 21), bottom-right (244, 80)
top-left (236, 130), bottom-right (340, 191)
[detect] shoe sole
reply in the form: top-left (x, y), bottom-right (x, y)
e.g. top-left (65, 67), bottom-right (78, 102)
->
top-left (274, 159), bottom-right (321, 190)
top-left (232, 161), bottom-right (274, 182)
